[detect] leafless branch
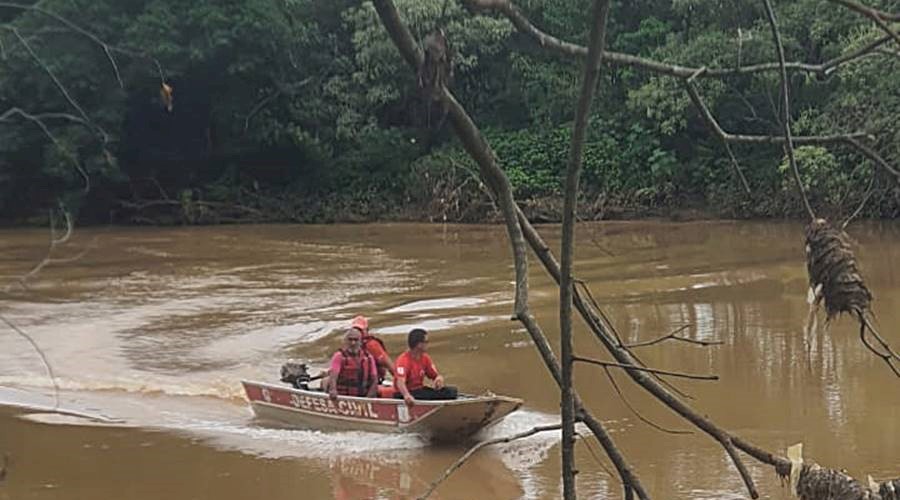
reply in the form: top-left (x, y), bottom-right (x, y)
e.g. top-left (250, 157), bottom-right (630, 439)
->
top-left (417, 424), bottom-right (563, 499)
top-left (603, 365), bottom-right (693, 435)
top-left (372, 2), bottom-right (647, 496)
top-left (2, 26), bottom-right (92, 128)
top-left (0, 314), bottom-right (59, 409)
top-left (559, 0), bottom-right (611, 496)
top-left (624, 324), bottom-right (724, 348)
top-left (458, 0), bottom-right (894, 78)
top-left (683, 73), bottom-right (752, 194)
top-left (841, 172), bottom-right (876, 229)
top-left (762, 0), bottom-right (815, 220)
top-left (828, 0), bottom-right (900, 47)
top-left (574, 356), bottom-right (719, 380)
top-left (0, 1), bottom-right (167, 86)
top-left (0, 108), bottom-right (90, 192)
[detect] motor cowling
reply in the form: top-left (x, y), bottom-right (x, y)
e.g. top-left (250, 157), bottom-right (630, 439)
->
top-left (280, 361), bottom-right (311, 389)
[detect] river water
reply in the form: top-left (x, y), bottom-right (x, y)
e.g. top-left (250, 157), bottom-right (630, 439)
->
top-left (0, 221), bottom-right (898, 499)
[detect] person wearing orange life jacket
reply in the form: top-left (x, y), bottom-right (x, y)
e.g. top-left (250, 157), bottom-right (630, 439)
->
top-left (350, 316), bottom-right (395, 382)
top-left (326, 328), bottom-right (378, 400)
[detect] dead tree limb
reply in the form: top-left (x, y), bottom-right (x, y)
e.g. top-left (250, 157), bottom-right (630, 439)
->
top-left (682, 75), bottom-right (752, 193)
top-left (417, 424), bottom-right (563, 500)
top-left (762, 0), bottom-right (815, 220)
top-left (461, 0), bottom-right (900, 187)
top-left (517, 207), bottom-right (784, 498)
top-left (602, 366), bottom-right (693, 435)
top-left (458, 0), bottom-right (894, 78)
top-left (559, 0), bottom-right (611, 496)
top-left (574, 356), bottom-right (719, 380)
top-left (623, 324), bottom-right (724, 348)
top-left (371, 2), bottom-right (647, 497)
top-left (0, 108), bottom-right (90, 192)
top-left (829, 0), bottom-right (900, 47)
top-left (0, 1), bottom-right (166, 85)
top-left (0, 314), bottom-right (59, 409)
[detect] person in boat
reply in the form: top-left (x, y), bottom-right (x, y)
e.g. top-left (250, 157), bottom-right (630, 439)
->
top-left (325, 327), bottom-right (378, 400)
top-left (394, 328), bottom-right (457, 405)
top-left (350, 315), bottom-right (396, 386)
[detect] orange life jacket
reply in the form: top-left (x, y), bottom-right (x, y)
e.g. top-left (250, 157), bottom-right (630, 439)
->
top-left (363, 335), bottom-right (389, 382)
top-left (335, 349), bottom-right (374, 397)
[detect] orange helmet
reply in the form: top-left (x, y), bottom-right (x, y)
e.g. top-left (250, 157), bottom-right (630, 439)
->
top-left (350, 315), bottom-right (369, 336)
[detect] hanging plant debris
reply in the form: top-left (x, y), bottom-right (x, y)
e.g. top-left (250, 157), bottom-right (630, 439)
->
top-left (805, 218), bottom-right (900, 377)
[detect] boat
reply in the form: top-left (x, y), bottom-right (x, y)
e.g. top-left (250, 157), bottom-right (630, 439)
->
top-left (241, 380), bottom-right (523, 442)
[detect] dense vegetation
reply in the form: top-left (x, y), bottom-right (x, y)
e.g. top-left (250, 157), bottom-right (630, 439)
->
top-left (1, 0), bottom-right (898, 224)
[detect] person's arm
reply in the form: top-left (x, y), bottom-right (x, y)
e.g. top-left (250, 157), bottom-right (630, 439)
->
top-left (425, 355), bottom-right (444, 390)
top-left (365, 355), bottom-right (378, 398)
top-left (396, 376), bottom-right (415, 406)
top-left (368, 341), bottom-right (396, 378)
top-left (380, 355), bottom-right (397, 378)
top-left (328, 352), bottom-right (343, 401)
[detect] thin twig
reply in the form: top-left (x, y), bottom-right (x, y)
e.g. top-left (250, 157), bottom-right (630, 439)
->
top-left (762, 0), bottom-right (815, 220)
top-left (841, 172), bottom-right (876, 229)
top-left (416, 424), bottom-right (563, 499)
top-left (0, 314), bottom-right (59, 409)
top-left (859, 318), bottom-right (900, 377)
top-left (682, 79), bottom-right (751, 193)
top-left (828, 0), bottom-right (900, 47)
top-left (574, 356), bottom-right (719, 380)
top-left (459, 0), bottom-right (895, 78)
top-left (624, 324), bottom-right (724, 348)
top-left (603, 366), bottom-right (693, 434)
top-left (0, 108), bottom-right (90, 192)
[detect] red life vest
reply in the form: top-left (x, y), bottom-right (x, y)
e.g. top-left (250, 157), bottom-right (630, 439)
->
top-left (363, 335), bottom-right (389, 382)
top-left (335, 349), bottom-right (374, 397)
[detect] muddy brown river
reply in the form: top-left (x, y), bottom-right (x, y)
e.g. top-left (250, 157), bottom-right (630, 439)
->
top-left (0, 221), bottom-right (898, 499)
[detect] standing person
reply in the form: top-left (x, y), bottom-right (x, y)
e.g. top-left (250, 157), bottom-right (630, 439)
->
top-left (326, 328), bottom-right (378, 400)
top-left (351, 315), bottom-right (396, 385)
top-left (394, 328), bottom-right (457, 405)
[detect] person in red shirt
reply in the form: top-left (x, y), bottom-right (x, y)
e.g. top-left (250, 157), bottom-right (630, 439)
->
top-left (394, 328), bottom-right (457, 405)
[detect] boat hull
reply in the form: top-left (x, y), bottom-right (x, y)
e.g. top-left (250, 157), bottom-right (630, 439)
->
top-left (241, 381), bottom-right (522, 442)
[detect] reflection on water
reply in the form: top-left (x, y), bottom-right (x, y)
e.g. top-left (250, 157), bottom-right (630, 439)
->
top-left (1, 221), bottom-right (899, 498)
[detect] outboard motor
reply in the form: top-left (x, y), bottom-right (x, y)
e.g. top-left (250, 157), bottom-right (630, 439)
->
top-left (280, 361), bottom-right (311, 390)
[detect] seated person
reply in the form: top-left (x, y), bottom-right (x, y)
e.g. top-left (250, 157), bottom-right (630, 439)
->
top-left (394, 328), bottom-right (457, 405)
top-left (351, 315), bottom-right (396, 383)
top-left (326, 328), bottom-right (378, 400)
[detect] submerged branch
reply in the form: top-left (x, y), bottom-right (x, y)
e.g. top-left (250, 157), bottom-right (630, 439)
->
top-left (417, 424), bottom-right (563, 499)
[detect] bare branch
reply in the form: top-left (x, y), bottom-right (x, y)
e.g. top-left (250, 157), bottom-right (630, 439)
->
top-left (624, 324), bottom-right (725, 348)
top-left (458, 0), bottom-right (893, 78)
top-left (559, 1), bottom-right (611, 496)
top-left (0, 108), bottom-right (90, 192)
top-left (518, 212), bottom-right (776, 498)
top-left (682, 76), bottom-right (752, 194)
top-left (762, 0), bottom-right (815, 220)
top-left (0, 314), bottom-right (59, 409)
top-left (603, 366), bottom-right (693, 435)
top-left (829, 0), bottom-right (900, 47)
top-left (2, 26), bottom-right (91, 124)
top-left (417, 424), bottom-right (563, 499)
top-left (574, 356), bottom-right (719, 380)
top-left (841, 172), bottom-right (876, 229)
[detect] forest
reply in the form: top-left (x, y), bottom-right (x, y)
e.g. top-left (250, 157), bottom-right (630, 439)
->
top-left (1, 0), bottom-right (898, 224)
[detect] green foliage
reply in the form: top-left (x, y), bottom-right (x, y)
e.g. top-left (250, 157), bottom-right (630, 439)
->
top-left (0, 0), bottom-right (896, 222)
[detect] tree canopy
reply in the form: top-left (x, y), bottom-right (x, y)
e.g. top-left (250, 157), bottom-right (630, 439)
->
top-left (1, 0), bottom-right (898, 223)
